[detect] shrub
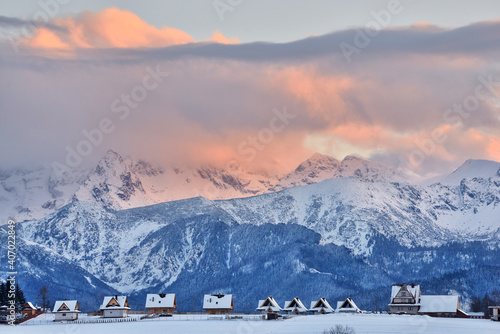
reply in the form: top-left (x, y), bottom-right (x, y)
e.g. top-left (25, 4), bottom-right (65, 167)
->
top-left (322, 324), bottom-right (356, 334)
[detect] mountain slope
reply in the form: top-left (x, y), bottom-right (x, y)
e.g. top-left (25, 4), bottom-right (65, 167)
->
top-left (1, 151), bottom-right (419, 224)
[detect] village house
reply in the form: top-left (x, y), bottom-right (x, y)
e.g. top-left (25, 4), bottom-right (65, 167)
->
top-left (283, 297), bottom-right (308, 314)
top-left (388, 283), bottom-right (466, 317)
top-left (256, 296), bottom-right (282, 314)
top-left (145, 293), bottom-right (177, 314)
top-left (309, 297), bottom-right (335, 314)
top-left (203, 294), bottom-right (233, 314)
top-left (489, 306), bottom-right (500, 321)
top-left (336, 297), bottom-right (361, 313)
top-left (100, 296), bottom-right (130, 318)
top-left (53, 300), bottom-right (80, 321)
top-left (21, 302), bottom-right (37, 317)
top-left (388, 283), bottom-right (421, 314)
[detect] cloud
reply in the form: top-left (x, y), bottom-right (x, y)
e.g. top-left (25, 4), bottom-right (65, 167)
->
top-left (0, 18), bottom-right (499, 176)
top-left (8, 8), bottom-right (238, 50)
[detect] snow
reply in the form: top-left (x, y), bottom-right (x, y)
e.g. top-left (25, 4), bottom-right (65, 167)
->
top-left (203, 294), bottom-right (233, 310)
top-left (84, 276), bottom-right (96, 289)
top-left (419, 295), bottom-right (459, 313)
top-left (427, 159), bottom-right (500, 186)
top-left (6, 313), bottom-right (499, 334)
top-left (145, 294), bottom-right (176, 309)
top-left (100, 296), bottom-right (130, 310)
top-left (53, 300), bottom-right (80, 313)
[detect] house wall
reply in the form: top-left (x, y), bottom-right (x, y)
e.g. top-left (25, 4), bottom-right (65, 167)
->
top-left (147, 307), bottom-right (174, 314)
top-left (55, 312), bottom-right (78, 321)
top-left (103, 309), bottom-right (128, 318)
top-left (205, 309), bottom-right (232, 314)
top-left (392, 286), bottom-right (417, 304)
top-left (389, 305), bottom-right (419, 314)
top-left (22, 310), bottom-right (36, 316)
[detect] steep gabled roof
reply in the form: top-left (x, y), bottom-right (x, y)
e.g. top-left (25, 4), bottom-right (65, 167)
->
top-left (145, 294), bottom-right (176, 309)
top-left (310, 297), bottom-right (334, 313)
top-left (391, 283), bottom-right (421, 302)
top-left (256, 296), bottom-right (281, 312)
top-left (283, 297), bottom-right (308, 313)
top-left (23, 302), bottom-right (36, 310)
top-left (203, 294), bottom-right (233, 310)
top-left (53, 300), bottom-right (80, 313)
top-left (336, 297), bottom-right (360, 312)
top-left (100, 296), bottom-right (130, 310)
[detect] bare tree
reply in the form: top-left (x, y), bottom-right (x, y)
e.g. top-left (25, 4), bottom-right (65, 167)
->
top-left (36, 286), bottom-right (50, 312)
top-left (322, 325), bottom-right (356, 334)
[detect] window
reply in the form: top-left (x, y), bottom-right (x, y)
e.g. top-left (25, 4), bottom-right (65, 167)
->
top-left (408, 307), bottom-right (413, 310)
top-left (402, 292), bottom-right (406, 296)
top-left (62, 313), bottom-right (66, 316)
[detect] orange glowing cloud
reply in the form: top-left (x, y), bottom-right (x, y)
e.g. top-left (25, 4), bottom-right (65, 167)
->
top-left (273, 67), bottom-right (354, 120)
top-left (26, 8), bottom-right (237, 49)
top-left (209, 30), bottom-right (239, 44)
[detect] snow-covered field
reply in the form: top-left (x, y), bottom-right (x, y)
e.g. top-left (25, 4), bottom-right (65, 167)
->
top-left (3, 314), bottom-right (498, 334)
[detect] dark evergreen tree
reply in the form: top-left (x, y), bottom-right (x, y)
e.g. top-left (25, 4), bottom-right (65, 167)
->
top-left (470, 296), bottom-right (482, 312)
top-left (492, 290), bottom-right (500, 305)
top-left (482, 293), bottom-right (494, 317)
top-left (15, 283), bottom-right (26, 312)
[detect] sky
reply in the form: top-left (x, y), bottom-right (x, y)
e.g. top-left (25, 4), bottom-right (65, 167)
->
top-left (0, 1), bottom-right (500, 176)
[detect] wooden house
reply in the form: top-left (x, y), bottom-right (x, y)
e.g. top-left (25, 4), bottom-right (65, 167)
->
top-left (489, 306), bottom-right (500, 321)
top-left (388, 283), bottom-right (466, 317)
top-left (53, 300), bottom-right (80, 321)
top-left (203, 294), bottom-right (233, 314)
top-left (283, 297), bottom-right (308, 314)
top-left (145, 293), bottom-right (177, 314)
top-left (309, 297), bottom-right (335, 314)
top-left (388, 283), bottom-right (421, 314)
top-left (256, 296), bottom-right (282, 314)
top-left (100, 296), bottom-right (130, 318)
top-left (21, 302), bottom-right (37, 317)
top-left (336, 297), bottom-right (361, 313)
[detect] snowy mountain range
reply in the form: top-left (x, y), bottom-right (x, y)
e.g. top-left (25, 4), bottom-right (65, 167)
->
top-left (0, 150), bottom-right (418, 224)
top-left (1, 151), bottom-right (499, 312)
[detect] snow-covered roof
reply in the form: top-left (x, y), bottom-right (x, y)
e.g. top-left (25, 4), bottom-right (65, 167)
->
top-left (53, 300), bottom-right (80, 313)
top-left (203, 294), bottom-right (233, 310)
top-left (100, 296), bottom-right (130, 310)
top-left (23, 302), bottom-right (36, 310)
top-left (145, 294), bottom-right (176, 309)
top-left (283, 298), bottom-right (308, 313)
top-left (256, 296), bottom-right (281, 312)
top-left (418, 295), bottom-right (459, 313)
top-left (336, 298), bottom-right (360, 312)
top-left (391, 284), bottom-right (420, 302)
top-left (309, 298), bottom-right (334, 313)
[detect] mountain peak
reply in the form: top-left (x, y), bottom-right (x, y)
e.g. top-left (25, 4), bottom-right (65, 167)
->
top-left (434, 158), bottom-right (500, 186)
top-left (294, 153), bottom-right (339, 173)
top-left (342, 154), bottom-right (367, 162)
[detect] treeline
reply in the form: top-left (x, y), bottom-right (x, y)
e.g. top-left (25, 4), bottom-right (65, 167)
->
top-left (0, 280), bottom-right (26, 312)
top-left (470, 290), bottom-right (500, 316)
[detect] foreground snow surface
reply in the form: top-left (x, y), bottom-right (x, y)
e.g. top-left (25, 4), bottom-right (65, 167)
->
top-left (4, 314), bottom-right (499, 334)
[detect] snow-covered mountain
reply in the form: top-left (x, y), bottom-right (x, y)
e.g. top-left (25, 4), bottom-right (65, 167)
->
top-left (427, 159), bottom-right (500, 186)
top-left (276, 153), bottom-right (417, 189)
top-left (0, 151), bottom-right (417, 224)
top-left (2, 160), bottom-right (499, 311)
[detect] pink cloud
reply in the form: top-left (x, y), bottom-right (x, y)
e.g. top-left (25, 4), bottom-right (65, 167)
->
top-left (25, 8), bottom-right (237, 49)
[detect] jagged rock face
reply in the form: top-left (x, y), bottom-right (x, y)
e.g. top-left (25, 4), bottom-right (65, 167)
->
top-left (0, 151), bottom-right (419, 223)
top-left (1, 151), bottom-right (500, 311)
top-left (6, 185), bottom-right (499, 311)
